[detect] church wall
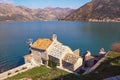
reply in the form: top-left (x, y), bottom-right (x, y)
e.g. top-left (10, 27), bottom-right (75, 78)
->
top-left (31, 49), bottom-right (42, 65)
top-left (24, 56), bottom-right (32, 64)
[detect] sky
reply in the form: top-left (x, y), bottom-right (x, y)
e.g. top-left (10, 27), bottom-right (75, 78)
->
top-left (0, 0), bottom-right (91, 9)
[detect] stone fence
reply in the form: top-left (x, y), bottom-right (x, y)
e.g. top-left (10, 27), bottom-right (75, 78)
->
top-left (83, 52), bottom-right (109, 75)
top-left (0, 63), bottom-right (36, 80)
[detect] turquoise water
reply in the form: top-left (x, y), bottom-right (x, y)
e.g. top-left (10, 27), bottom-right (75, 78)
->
top-left (0, 21), bottom-right (120, 72)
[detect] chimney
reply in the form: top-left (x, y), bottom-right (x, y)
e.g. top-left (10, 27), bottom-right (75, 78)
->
top-left (52, 34), bottom-right (57, 41)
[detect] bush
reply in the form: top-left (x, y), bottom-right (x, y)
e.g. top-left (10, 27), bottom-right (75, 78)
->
top-left (48, 60), bottom-right (57, 68)
top-left (8, 72), bottom-right (11, 75)
top-left (111, 42), bottom-right (120, 52)
top-left (21, 67), bottom-right (27, 70)
top-left (15, 70), bottom-right (19, 73)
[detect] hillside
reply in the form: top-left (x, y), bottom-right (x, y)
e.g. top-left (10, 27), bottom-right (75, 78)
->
top-left (6, 51), bottom-right (120, 80)
top-left (0, 3), bottom-right (74, 21)
top-left (62, 0), bottom-right (120, 22)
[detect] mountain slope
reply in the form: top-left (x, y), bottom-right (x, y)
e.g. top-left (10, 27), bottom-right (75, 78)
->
top-left (0, 3), bottom-right (74, 21)
top-left (62, 0), bottom-right (120, 22)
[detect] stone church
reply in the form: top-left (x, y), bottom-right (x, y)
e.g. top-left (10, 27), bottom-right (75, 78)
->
top-left (24, 34), bottom-right (83, 71)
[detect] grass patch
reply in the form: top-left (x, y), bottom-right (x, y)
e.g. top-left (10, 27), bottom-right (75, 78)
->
top-left (48, 60), bottom-right (57, 68)
top-left (85, 51), bottom-right (120, 80)
top-left (6, 66), bottom-right (69, 80)
top-left (106, 51), bottom-right (120, 66)
top-left (106, 51), bottom-right (120, 58)
top-left (6, 51), bottom-right (120, 80)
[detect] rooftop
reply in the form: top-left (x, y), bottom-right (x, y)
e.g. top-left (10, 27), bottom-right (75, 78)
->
top-left (63, 53), bottom-right (80, 64)
top-left (48, 42), bottom-right (67, 59)
top-left (24, 53), bottom-right (32, 57)
top-left (31, 38), bottom-right (52, 50)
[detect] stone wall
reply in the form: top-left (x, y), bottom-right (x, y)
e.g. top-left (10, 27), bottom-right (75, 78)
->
top-left (31, 50), bottom-right (41, 65)
top-left (41, 51), bottom-right (49, 60)
top-left (49, 55), bottom-right (60, 63)
top-left (62, 61), bottom-right (74, 71)
top-left (24, 55), bottom-right (32, 64)
top-left (0, 63), bottom-right (36, 80)
top-left (31, 48), bottom-right (49, 60)
top-left (73, 49), bottom-right (80, 56)
top-left (74, 58), bottom-right (83, 71)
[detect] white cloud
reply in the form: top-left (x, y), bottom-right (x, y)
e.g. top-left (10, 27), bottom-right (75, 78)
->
top-left (0, 0), bottom-right (13, 3)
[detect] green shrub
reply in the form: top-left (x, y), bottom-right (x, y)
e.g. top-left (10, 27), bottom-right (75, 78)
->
top-left (48, 60), bottom-right (57, 68)
top-left (21, 67), bottom-right (27, 70)
top-left (8, 72), bottom-right (11, 75)
top-left (15, 70), bottom-right (19, 73)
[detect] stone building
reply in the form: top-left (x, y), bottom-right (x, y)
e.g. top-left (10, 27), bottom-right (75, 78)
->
top-left (83, 49), bottom-right (106, 68)
top-left (24, 34), bottom-right (83, 71)
top-left (83, 51), bottom-right (95, 67)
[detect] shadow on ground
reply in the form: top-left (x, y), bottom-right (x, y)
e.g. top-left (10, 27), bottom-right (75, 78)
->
top-left (52, 56), bottom-right (120, 80)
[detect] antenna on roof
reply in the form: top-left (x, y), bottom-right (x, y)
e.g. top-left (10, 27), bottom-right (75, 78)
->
top-left (27, 38), bottom-right (33, 46)
top-left (27, 38), bottom-right (33, 53)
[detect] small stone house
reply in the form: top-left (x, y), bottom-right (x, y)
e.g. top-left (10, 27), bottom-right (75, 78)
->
top-left (24, 34), bottom-right (83, 71)
top-left (83, 51), bottom-right (95, 67)
top-left (83, 49), bottom-right (106, 68)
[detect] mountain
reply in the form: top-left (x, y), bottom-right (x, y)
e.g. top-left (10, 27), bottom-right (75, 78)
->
top-left (62, 0), bottom-right (120, 22)
top-left (0, 3), bottom-right (74, 21)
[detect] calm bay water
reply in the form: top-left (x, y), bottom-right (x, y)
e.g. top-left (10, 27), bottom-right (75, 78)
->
top-left (0, 21), bottom-right (120, 72)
